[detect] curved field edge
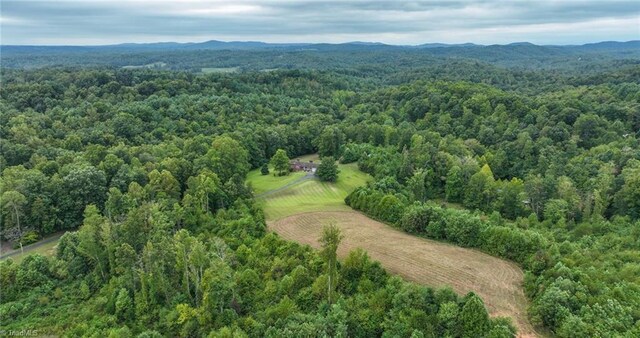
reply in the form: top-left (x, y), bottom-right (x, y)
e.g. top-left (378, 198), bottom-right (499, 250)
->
top-left (269, 211), bottom-right (538, 338)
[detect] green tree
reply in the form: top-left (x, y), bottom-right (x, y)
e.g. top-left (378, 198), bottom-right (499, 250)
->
top-left (112, 112), bottom-right (143, 139)
top-left (270, 149), bottom-right (290, 176)
top-left (614, 161), bottom-right (640, 219)
top-left (260, 163), bottom-right (270, 175)
top-left (114, 243), bottom-right (137, 289)
top-left (573, 113), bottom-right (609, 148)
top-left (105, 187), bottom-right (130, 222)
top-left (147, 169), bottom-right (181, 202)
top-left (496, 177), bottom-right (526, 220)
top-left (591, 163), bottom-right (614, 220)
top-left (187, 240), bottom-right (210, 307)
top-left (115, 288), bottom-right (133, 322)
top-left (325, 302), bottom-right (349, 337)
top-left (397, 147), bottom-right (413, 183)
top-left (79, 281), bottom-right (91, 300)
top-left (1, 190), bottom-right (28, 253)
top-left (317, 157), bottom-right (339, 182)
top-left (544, 199), bottom-right (569, 224)
top-left (408, 168), bottom-right (428, 202)
top-left (524, 174), bottom-right (551, 220)
top-left (185, 171), bottom-right (222, 214)
top-left (208, 136), bottom-right (250, 182)
top-left (99, 153), bottom-right (124, 183)
top-left (77, 205), bottom-right (109, 280)
top-left (201, 262), bottom-right (235, 321)
top-left (376, 194), bottom-right (405, 224)
top-left (174, 230), bottom-right (197, 305)
top-left (445, 165), bottom-right (464, 203)
top-left (320, 223), bottom-right (343, 304)
top-left (556, 176), bottom-right (582, 221)
top-left (460, 293), bottom-right (490, 338)
top-left (487, 324), bottom-right (515, 338)
top-left (61, 165), bottom-right (107, 227)
top-left (464, 164), bottom-right (496, 211)
top-left (437, 301), bottom-right (459, 337)
top-left (317, 126), bottom-right (344, 157)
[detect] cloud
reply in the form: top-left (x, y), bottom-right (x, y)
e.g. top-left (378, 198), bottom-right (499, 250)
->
top-left (1, 0), bottom-right (638, 45)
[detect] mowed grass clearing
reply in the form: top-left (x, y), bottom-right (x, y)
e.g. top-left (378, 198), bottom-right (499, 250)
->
top-left (247, 166), bottom-right (307, 195)
top-left (122, 62), bottom-right (167, 69)
top-left (247, 161), bottom-right (371, 220)
top-left (293, 153), bottom-right (320, 162)
top-left (0, 233), bottom-right (63, 264)
top-left (201, 67), bottom-right (240, 74)
top-left (253, 157), bottom-right (538, 337)
top-left (270, 211), bottom-right (538, 338)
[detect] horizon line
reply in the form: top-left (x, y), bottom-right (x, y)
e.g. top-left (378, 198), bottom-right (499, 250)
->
top-left (3, 39), bottom-right (638, 48)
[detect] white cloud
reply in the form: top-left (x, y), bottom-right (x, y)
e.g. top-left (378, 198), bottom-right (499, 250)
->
top-left (1, 0), bottom-right (638, 45)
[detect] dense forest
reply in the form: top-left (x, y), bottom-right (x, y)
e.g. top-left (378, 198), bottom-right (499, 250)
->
top-left (1, 45), bottom-right (639, 337)
top-left (3, 40), bottom-right (639, 69)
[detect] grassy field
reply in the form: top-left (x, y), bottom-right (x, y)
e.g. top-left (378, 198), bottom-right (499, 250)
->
top-left (122, 62), bottom-right (167, 69)
top-left (247, 159), bottom-right (371, 220)
top-left (432, 198), bottom-right (467, 210)
top-left (0, 233), bottom-right (63, 264)
top-left (270, 211), bottom-right (537, 337)
top-left (247, 166), bottom-right (307, 195)
top-left (201, 67), bottom-right (240, 73)
top-left (293, 153), bottom-right (320, 162)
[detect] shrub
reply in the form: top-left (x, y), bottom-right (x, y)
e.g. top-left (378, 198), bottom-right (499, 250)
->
top-left (21, 231), bottom-right (40, 246)
top-left (317, 157), bottom-right (339, 182)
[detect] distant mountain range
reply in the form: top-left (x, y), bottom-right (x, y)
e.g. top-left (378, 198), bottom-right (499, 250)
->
top-left (2, 39), bottom-right (638, 70)
top-left (3, 40), bottom-right (638, 53)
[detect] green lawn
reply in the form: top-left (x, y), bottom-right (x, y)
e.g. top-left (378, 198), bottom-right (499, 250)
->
top-left (293, 153), bottom-right (320, 162)
top-left (1, 238), bottom-right (60, 264)
top-left (201, 67), bottom-right (240, 74)
top-left (247, 166), bottom-right (307, 195)
top-left (432, 198), bottom-right (466, 210)
top-left (248, 162), bottom-right (372, 221)
top-left (122, 62), bottom-right (167, 69)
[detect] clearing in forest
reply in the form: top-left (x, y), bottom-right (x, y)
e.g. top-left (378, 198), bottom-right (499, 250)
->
top-left (0, 232), bottom-right (63, 264)
top-left (270, 211), bottom-right (537, 338)
top-left (248, 160), bottom-right (371, 220)
top-left (249, 157), bottom-right (537, 337)
top-left (201, 67), bottom-right (240, 73)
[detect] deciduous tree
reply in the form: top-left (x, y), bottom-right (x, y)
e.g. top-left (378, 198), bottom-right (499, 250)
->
top-left (1, 190), bottom-right (28, 253)
top-left (270, 149), bottom-right (290, 176)
top-left (320, 223), bottom-right (343, 304)
top-left (317, 157), bottom-right (339, 182)
top-left (460, 293), bottom-right (490, 338)
top-left (208, 136), bottom-right (249, 182)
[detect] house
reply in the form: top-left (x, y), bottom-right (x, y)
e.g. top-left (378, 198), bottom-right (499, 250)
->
top-left (290, 159), bottom-right (318, 173)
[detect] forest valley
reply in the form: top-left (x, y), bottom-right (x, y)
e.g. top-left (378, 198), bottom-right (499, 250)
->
top-left (1, 48), bottom-right (640, 337)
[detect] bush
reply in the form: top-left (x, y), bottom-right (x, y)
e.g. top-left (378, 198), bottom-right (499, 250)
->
top-left (398, 204), bottom-right (429, 234)
top-left (260, 163), bottom-right (269, 175)
top-left (21, 231), bottom-right (40, 246)
top-left (317, 157), bottom-right (339, 182)
top-left (340, 144), bottom-right (363, 164)
top-left (375, 195), bottom-right (406, 224)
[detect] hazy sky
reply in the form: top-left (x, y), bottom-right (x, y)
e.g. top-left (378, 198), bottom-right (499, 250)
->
top-left (2, 0), bottom-right (639, 45)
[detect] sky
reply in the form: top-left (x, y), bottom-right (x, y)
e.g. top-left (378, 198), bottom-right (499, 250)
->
top-left (1, 0), bottom-right (639, 46)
